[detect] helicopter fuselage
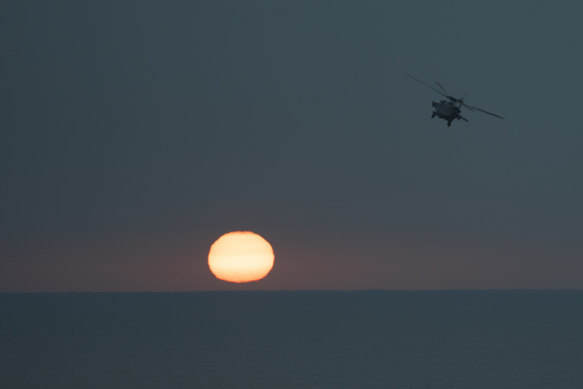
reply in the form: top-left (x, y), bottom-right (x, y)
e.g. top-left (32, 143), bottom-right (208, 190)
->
top-left (431, 100), bottom-right (463, 126)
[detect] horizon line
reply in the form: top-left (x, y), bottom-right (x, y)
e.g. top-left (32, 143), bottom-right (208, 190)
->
top-left (1, 288), bottom-right (582, 295)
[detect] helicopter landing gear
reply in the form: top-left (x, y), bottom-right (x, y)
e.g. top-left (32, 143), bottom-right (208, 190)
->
top-left (431, 112), bottom-right (435, 118)
top-left (447, 120), bottom-right (452, 127)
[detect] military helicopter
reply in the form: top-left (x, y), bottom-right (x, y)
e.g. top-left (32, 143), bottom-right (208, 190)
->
top-left (406, 73), bottom-right (503, 126)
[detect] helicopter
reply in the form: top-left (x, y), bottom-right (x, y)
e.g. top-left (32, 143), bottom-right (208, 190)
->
top-left (406, 73), bottom-right (503, 126)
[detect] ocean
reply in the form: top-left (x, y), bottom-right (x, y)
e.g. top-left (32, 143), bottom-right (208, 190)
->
top-left (1, 291), bottom-right (582, 388)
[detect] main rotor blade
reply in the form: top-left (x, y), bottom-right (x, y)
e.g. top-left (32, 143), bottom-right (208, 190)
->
top-left (405, 73), bottom-right (447, 98)
top-left (462, 103), bottom-right (504, 119)
top-left (460, 100), bottom-right (474, 111)
top-left (435, 81), bottom-right (449, 95)
top-left (459, 93), bottom-right (474, 111)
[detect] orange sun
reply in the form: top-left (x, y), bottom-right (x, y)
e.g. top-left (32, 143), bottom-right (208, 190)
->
top-left (208, 231), bottom-right (274, 283)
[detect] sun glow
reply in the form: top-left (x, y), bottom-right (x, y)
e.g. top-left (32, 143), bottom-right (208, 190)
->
top-left (208, 231), bottom-right (274, 283)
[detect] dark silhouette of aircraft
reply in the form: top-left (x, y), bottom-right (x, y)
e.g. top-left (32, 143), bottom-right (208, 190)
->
top-left (406, 73), bottom-right (503, 126)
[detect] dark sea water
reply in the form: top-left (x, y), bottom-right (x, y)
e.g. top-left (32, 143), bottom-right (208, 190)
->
top-left (1, 291), bottom-right (582, 388)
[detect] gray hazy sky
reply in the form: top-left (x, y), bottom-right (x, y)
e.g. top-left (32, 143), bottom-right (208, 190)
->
top-left (1, 1), bottom-right (582, 291)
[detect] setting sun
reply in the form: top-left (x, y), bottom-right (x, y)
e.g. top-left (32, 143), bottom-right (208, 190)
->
top-left (208, 231), bottom-right (274, 283)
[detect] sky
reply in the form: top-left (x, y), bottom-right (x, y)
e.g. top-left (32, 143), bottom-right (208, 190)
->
top-left (1, 1), bottom-right (582, 292)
